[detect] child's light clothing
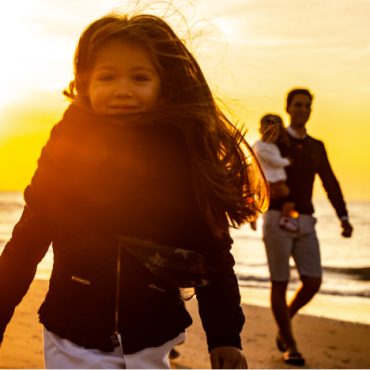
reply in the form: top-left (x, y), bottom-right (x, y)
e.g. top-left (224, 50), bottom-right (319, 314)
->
top-left (252, 140), bottom-right (290, 183)
top-left (253, 139), bottom-right (299, 232)
top-left (43, 327), bottom-right (185, 369)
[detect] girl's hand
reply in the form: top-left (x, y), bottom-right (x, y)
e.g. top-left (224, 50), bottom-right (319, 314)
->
top-left (210, 346), bottom-right (248, 369)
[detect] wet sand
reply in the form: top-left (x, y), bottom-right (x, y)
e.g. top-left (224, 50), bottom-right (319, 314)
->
top-left (1, 279), bottom-right (369, 369)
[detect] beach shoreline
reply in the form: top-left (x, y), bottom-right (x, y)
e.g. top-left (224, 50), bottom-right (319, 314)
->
top-left (239, 285), bottom-right (370, 325)
top-left (1, 279), bottom-right (369, 369)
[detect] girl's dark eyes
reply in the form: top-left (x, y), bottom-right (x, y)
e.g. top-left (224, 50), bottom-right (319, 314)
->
top-left (133, 74), bottom-right (151, 82)
top-left (96, 74), bottom-right (115, 82)
top-left (93, 73), bottom-right (153, 82)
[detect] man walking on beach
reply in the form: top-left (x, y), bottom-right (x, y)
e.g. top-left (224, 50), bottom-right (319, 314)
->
top-left (262, 88), bottom-right (353, 365)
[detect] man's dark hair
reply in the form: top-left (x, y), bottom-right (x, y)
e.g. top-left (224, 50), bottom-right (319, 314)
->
top-left (286, 88), bottom-right (314, 108)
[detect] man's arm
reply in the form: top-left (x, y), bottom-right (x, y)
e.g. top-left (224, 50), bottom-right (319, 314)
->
top-left (317, 142), bottom-right (353, 237)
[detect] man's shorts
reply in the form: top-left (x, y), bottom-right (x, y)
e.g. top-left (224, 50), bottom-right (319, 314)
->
top-left (262, 210), bottom-right (322, 281)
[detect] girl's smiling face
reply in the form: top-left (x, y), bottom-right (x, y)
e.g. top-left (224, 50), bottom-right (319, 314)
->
top-left (88, 39), bottom-right (161, 115)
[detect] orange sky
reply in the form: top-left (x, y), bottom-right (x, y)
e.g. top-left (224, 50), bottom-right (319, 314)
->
top-left (1, 0), bottom-right (369, 200)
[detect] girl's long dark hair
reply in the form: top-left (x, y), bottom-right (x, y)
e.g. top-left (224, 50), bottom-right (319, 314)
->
top-left (64, 13), bottom-right (268, 237)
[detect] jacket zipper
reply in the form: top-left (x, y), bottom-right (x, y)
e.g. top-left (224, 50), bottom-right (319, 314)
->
top-left (111, 244), bottom-right (121, 347)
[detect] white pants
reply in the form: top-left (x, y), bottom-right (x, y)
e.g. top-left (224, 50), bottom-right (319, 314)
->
top-left (43, 327), bottom-right (185, 369)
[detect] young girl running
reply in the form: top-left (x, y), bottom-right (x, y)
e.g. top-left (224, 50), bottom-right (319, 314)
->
top-left (0, 12), bottom-right (267, 368)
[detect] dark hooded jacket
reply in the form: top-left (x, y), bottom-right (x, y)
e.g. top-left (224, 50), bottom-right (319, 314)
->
top-left (0, 104), bottom-right (244, 353)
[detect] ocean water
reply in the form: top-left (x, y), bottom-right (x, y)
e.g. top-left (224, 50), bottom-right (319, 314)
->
top-left (232, 202), bottom-right (370, 299)
top-left (1, 191), bottom-right (369, 318)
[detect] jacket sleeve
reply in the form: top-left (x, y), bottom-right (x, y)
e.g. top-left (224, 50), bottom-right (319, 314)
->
top-left (195, 232), bottom-right (245, 352)
top-left (317, 142), bottom-right (348, 219)
top-left (0, 205), bottom-right (52, 343)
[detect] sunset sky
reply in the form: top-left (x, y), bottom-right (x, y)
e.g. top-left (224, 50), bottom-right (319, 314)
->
top-left (0, 0), bottom-right (369, 200)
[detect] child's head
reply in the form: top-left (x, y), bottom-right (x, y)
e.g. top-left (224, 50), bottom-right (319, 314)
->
top-left (65, 13), bottom-right (213, 114)
top-left (88, 38), bottom-right (161, 114)
top-left (63, 12), bottom-right (268, 235)
top-left (259, 114), bottom-right (284, 143)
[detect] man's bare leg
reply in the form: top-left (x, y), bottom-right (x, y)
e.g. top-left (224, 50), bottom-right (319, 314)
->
top-left (289, 275), bottom-right (321, 318)
top-left (270, 281), bottom-right (299, 354)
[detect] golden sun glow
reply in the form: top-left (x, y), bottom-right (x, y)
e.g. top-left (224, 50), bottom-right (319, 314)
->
top-left (0, 5), bottom-right (28, 108)
top-left (0, 0), bottom-right (369, 199)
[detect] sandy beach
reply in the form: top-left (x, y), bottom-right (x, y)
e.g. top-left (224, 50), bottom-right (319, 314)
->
top-left (1, 279), bottom-right (369, 369)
